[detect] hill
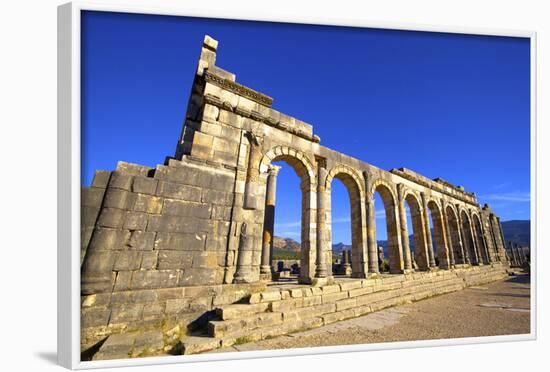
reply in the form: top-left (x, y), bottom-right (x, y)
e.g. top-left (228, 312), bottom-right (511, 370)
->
top-left (501, 220), bottom-right (530, 247)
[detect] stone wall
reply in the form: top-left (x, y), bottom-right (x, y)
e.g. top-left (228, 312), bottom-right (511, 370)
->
top-left (80, 35), bottom-right (512, 355)
top-left (81, 281), bottom-right (266, 351)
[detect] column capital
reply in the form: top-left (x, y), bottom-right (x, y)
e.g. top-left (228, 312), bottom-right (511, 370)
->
top-left (268, 164), bottom-right (282, 176)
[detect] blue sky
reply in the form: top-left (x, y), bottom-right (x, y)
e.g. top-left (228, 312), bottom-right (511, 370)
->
top-left (81, 11), bottom-right (530, 244)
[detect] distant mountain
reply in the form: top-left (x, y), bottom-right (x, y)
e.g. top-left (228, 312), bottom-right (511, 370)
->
top-left (273, 236), bottom-right (300, 252)
top-left (501, 220), bottom-right (530, 247)
top-left (274, 219), bottom-right (530, 259)
top-left (332, 242), bottom-right (351, 252)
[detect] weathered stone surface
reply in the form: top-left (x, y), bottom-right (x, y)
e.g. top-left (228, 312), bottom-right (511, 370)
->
top-left (80, 35), bottom-right (512, 359)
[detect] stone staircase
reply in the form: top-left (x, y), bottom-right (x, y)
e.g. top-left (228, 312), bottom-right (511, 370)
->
top-left (179, 263), bottom-right (510, 354)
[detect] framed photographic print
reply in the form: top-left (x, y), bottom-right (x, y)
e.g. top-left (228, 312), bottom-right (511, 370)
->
top-left (58, 1), bottom-right (536, 369)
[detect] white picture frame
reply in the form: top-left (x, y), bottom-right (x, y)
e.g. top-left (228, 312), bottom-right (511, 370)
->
top-left (57, 1), bottom-right (537, 369)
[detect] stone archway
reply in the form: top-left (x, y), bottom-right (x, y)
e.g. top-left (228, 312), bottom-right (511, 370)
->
top-left (445, 205), bottom-right (465, 265)
top-left (460, 209), bottom-right (479, 265)
top-left (370, 180), bottom-right (403, 274)
top-left (472, 213), bottom-right (490, 264)
top-left (403, 190), bottom-right (430, 271)
top-left (427, 199), bottom-right (451, 269)
top-left (257, 145), bottom-right (317, 284)
top-left (324, 165), bottom-right (368, 278)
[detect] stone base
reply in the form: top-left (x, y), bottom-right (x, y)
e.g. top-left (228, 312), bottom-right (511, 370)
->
top-left (311, 276), bottom-right (335, 287)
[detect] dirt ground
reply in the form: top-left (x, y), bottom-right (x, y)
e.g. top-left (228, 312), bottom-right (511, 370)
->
top-left (209, 273), bottom-right (531, 353)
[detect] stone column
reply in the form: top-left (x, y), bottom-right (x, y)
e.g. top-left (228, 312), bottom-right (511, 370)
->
top-left (441, 200), bottom-right (455, 268)
top-left (478, 219), bottom-right (491, 264)
top-left (397, 185), bottom-right (412, 272)
top-left (233, 222), bottom-right (254, 283)
top-left (243, 132), bottom-right (263, 210)
top-left (496, 217), bottom-right (508, 261)
top-left (457, 208), bottom-right (471, 265)
top-left (260, 165), bottom-right (281, 279)
top-left (421, 193), bottom-right (436, 268)
top-left (315, 165), bottom-right (328, 278)
top-left (364, 174), bottom-right (379, 274)
top-left (466, 216), bottom-right (480, 265)
top-left (343, 250), bottom-right (352, 276)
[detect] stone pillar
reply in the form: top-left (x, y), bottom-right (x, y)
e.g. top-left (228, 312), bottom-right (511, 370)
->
top-left (457, 209), bottom-right (471, 265)
top-left (421, 193), bottom-right (436, 268)
top-left (397, 185), bottom-right (413, 272)
top-left (478, 218), bottom-right (491, 264)
top-left (243, 132), bottom-right (263, 210)
top-left (466, 215), bottom-right (480, 265)
top-left (343, 250), bottom-right (352, 276)
top-left (496, 217), bottom-right (508, 261)
top-left (365, 185), bottom-right (379, 274)
top-left (441, 200), bottom-right (455, 268)
top-left (233, 222), bottom-right (254, 283)
top-left (260, 165), bottom-right (281, 279)
top-left (315, 165), bottom-right (328, 278)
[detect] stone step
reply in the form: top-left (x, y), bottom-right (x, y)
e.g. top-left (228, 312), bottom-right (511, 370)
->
top-left (215, 302), bottom-right (269, 320)
top-left (180, 336), bottom-right (222, 355)
top-left (193, 266), bottom-right (510, 354)
top-left (208, 312), bottom-right (283, 338)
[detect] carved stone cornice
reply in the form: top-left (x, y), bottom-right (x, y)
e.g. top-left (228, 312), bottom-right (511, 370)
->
top-left (204, 71), bottom-right (273, 107)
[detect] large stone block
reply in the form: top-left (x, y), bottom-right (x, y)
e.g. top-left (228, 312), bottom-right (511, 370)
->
top-left (91, 170), bottom-right (111, 188)
top-left (156, 181), bottom-right (202, 202)
top-left (133, 194), bottom-right (163, 214)
top-left (97, 208), bottom-right (126, 229)
top-left (178, 267), bottom-right (217, 286)
top-left (113, 251), bottom-right (142, 271)
top-left (201, 189), bottom-right (233, 206)
top-left (123, 212), bottom-right (148, 230)
top-left (155, 232), bottom-right (206, 251)
top-left (103, 189), bottom-right (135, 210)
top-left (109, 303), bottom-right (144, 324)
top-left (81, 187), bottom-right (106, 208)
top-left (108, 172), bottom-right (134, 191)
top-left (81, 306), bottom-right (111, 328)
top-left (81, 250), bottom-right (116, 273)
top-left (140, 251), bottom-right (158, 270)
top-left (132, 177), bottom-right (158, 195)
top-left (162, 199), bottom-right (211, 219)
top-left (147, 215), bottom-right (200, 233)
top-left (127, 230), bottom-right (156, 251)
top-left (157, 250), bottom-right (192, 270)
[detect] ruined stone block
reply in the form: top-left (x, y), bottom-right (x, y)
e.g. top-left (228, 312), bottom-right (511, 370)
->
top-left (113, 251), bottom-right (142, 271)
top-left (110, 304), bottom-right (144, 324)
top-left (132, 177), bottom-right (158, 195)
top-left (81, 306), bottom-right (111, 328)
top-left (91, 170), bottom-right (111, 188)
top-left (103, 189), bottom-right (135, 210)
top-left (133, 194), bottom-right (163, 214)
top-left (140, 251), bottom-right (158, 270)
top-left (154, 232), bottom-right (206, 251)
top-left (108, 172), bottom-right (134, 191)
top-left (127, 230), bottom-right (155, 251)
top-left (123, 211), bottom-right (148, 230)
top-left (156, 181), bottom-right (201, 202)
top-left (97, 208), bottom-right (126, 229)
top-left (162, 199), bottom-right (211, 219)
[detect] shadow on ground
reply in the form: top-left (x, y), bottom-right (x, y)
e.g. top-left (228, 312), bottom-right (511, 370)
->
top-left (35, 351), bottom-right (57, 365)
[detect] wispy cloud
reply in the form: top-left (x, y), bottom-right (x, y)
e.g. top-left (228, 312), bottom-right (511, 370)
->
top-left (482, 192), bottom-right (530, 203)
top-left (275, 221), bottom-right (301, 228)
top-left (280, 231), bottom-right (300, 237)
top-left (332, 216), bottom-right (351, 224)
top-left (492, 182), bottom-right (511, 190)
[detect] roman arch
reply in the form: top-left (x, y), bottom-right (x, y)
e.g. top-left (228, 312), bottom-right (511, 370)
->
top-left (81, 35), bottom-right (510, 294)
top-left (77, 36), bottom-right (520, 359)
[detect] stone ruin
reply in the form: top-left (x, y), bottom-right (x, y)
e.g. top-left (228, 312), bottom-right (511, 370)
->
top-left (80, 36), bottom-right (512, 359)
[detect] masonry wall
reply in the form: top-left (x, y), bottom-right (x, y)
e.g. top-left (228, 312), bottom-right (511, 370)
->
top-left (81, 158), bottom-right (238, 295)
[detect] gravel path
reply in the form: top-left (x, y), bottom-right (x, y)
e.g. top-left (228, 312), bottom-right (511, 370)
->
top-left (211, 273), bottom-right (531, 353)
